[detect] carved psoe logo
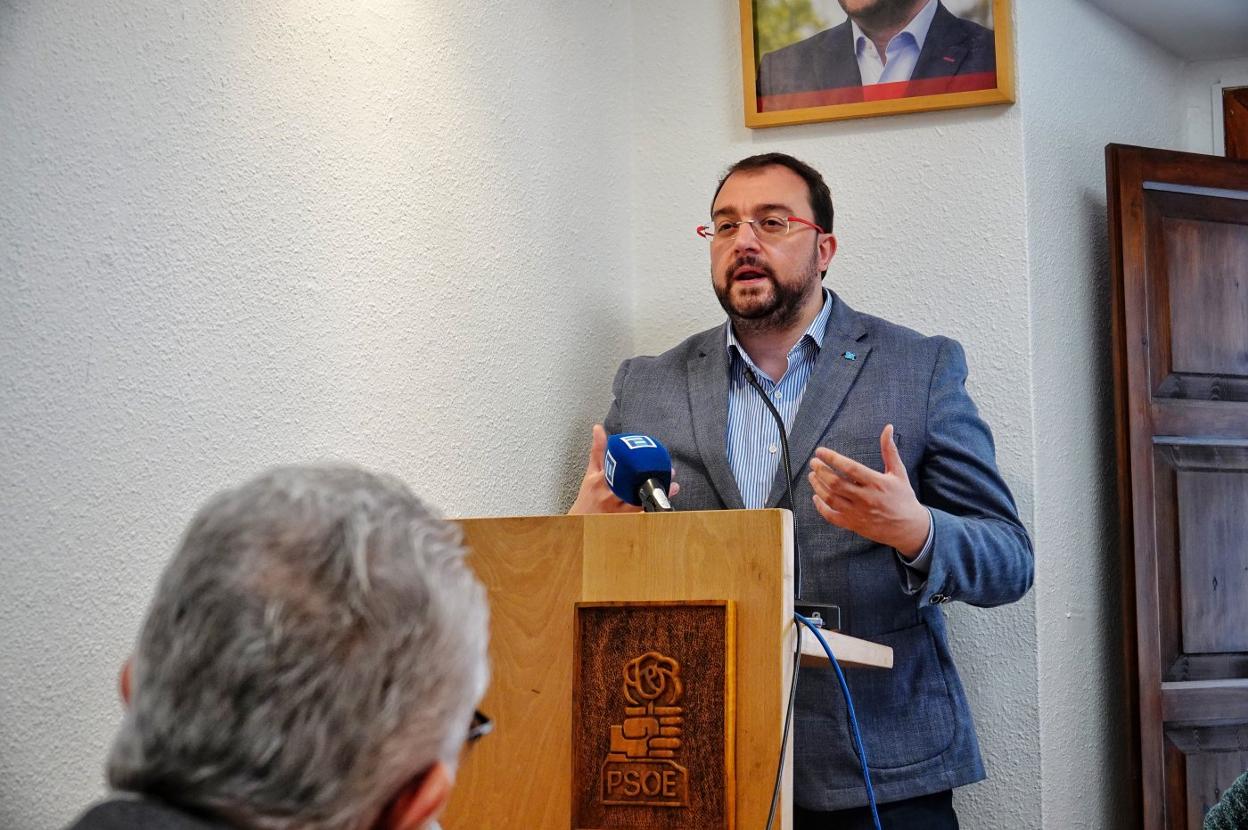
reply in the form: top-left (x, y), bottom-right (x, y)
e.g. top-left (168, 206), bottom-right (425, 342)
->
top-left (600, 651), bottom-right (689, 808)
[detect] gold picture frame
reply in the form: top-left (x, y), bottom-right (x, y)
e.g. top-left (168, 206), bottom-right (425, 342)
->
top-left (740, 0), bottom-right (1016, 128)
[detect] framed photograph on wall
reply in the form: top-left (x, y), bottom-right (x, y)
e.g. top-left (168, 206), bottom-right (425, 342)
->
top-left (740, 0), bottom-right (1015, 128)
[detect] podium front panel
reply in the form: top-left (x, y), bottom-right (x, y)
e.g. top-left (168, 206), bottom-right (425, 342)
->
top-left (445, 510), bottom-right (794, 830)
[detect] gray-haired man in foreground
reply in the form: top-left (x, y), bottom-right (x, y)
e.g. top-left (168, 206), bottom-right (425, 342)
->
top-left (66, 465), bottom-right (490, 830)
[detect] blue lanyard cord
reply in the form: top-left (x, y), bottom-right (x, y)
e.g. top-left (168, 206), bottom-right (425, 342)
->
top-left (794, 613), bottom-right (881, 830)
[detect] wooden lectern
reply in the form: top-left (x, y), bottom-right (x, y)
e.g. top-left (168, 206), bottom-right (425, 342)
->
top-left (444, 509), bottom-right (891, 830)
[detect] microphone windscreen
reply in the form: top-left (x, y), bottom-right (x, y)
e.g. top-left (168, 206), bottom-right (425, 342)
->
top-left (604, 434), bottom-right (673, 506)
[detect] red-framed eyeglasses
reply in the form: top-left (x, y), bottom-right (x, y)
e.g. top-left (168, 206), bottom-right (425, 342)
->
top-left (696, 215), bottom-right (826, 241)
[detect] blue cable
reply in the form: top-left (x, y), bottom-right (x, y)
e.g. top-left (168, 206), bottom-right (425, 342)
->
top-left (794, 613), bottom-right (881, 830)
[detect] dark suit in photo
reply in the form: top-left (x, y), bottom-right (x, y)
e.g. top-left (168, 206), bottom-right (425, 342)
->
top-left (758, 1), bottom-right (996, 98)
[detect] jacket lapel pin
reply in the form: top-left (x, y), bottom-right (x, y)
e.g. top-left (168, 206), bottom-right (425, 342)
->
top-left (843, 351), bottom-right (857, 361)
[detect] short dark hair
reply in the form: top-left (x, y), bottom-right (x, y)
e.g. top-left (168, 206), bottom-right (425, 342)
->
top-left (711, 153), bottom-right (834, 234)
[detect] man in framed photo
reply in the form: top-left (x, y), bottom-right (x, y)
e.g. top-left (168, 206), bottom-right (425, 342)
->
top-left (758, 0), bottom-right (996, 99)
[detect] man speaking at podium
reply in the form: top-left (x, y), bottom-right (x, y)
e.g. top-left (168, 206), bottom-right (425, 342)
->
top-left (570, 153), bottom-right (1032, 828)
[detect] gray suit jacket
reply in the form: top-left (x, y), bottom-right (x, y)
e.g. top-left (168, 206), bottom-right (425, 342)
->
top-left (603, 293), bottom-right (1033, 809)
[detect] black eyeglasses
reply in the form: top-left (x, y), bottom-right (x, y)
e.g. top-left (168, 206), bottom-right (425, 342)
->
top-left (467, 709), bottom-right (493, 745)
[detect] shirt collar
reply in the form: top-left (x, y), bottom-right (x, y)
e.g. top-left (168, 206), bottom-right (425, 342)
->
top-left (725, 288), bottom-right (835, 365)
top-left (851, 0), bottom-right (939, 55)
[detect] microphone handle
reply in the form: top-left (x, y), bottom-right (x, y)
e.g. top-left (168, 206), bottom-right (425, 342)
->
top-left (638, 477), bottom-right (673, 513)
top-left (742, 366), bottom-right (803, 598)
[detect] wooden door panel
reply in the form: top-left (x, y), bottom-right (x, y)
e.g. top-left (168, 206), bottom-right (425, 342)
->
top-left (1143, 188), bottom-right (1248, 402)
top-left (1173, 446), bottom-right (1243, 654)
top-left (1152, 400), bottom-right (1248, 437)
top-left (1143, 441), bottom-right (1248, 678)
top-left (1109, 144), bottom-right (1248, 829)
top-left (1176, 468), bottom-right (1248, 654)
top-left (1165, 219), bottom-right (1248, 376)
top-left (1168, 725), bottom-right (1248, 830)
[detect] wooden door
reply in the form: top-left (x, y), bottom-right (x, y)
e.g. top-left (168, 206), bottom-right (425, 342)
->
top-left (1108, 144), bottom-right (1248, 829)
top-left (1225, 86), bottom-right (1248, 161)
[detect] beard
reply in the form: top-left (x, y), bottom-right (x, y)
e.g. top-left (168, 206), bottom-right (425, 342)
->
top-left (713, 251), bottom-right (821, 335)
top-left (838, 0), bottom-right (923, 31)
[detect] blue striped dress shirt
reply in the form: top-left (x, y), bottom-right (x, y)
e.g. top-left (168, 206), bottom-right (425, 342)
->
top-left (724, 289), bottom-right (934, 576)
top-left (725, 290), bottom-right (834, 510)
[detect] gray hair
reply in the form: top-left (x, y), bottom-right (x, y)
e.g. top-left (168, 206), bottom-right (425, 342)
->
top-left (107, 464), bottom-right (489, 830)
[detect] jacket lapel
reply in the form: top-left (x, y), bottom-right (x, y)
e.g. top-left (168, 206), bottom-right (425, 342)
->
top-left (687, 325), bottom-right (746, 510)
top-left (912, 1), bottom-right (970, 83)
top-left (819, 21), bottom-right (864, 90)
top-left (765, 294), bottom-right (870, 508)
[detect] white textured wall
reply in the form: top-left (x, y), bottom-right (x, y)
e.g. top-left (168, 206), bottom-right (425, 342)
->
top-left (1, 0), bottom-right (1216, 827)
top-left (1181, 57), bottom-right (1248, 154)
top-left (0, 2), bottom-right (632, 826)
top-left (1017, 2), bottom-right (1183, 828)
top-left (626, 2), bottom-right (1040, 827)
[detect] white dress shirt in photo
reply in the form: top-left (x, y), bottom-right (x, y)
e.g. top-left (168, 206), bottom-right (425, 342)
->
top-left (850, 0), bottom-right (940, 85)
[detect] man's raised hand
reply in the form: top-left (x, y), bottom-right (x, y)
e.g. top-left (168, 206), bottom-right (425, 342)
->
top-left (807, 423), bottom-right (930, 558)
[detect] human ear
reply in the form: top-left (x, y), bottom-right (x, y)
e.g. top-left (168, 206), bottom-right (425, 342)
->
top-left (119, 658), bottom-right (133, 707)
top-left (818, 233), bottom-right (838, 271)
top-left (375, 762), bottom-right (453, 830)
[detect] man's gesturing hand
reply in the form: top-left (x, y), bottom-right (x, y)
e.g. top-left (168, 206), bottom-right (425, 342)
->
top-left (567, 425), bottom-right (680, 515)
top-left (807, 423), bottom-right (930, 559)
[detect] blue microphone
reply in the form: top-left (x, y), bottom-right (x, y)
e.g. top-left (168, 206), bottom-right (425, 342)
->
top-left (604, 433), bottom-right (674, 512)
